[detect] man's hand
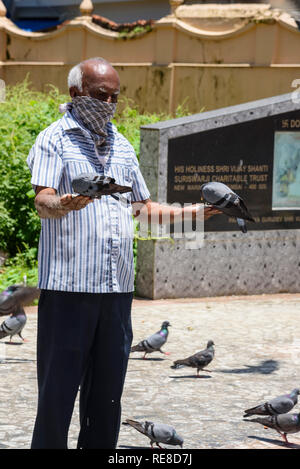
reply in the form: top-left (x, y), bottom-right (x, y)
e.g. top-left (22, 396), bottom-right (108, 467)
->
top-left (203, 205), bottom-right (222, 220)
top-left (34, 186), bottom-right (94, 219)
top-left (60, 193), bottom-right (94, 211)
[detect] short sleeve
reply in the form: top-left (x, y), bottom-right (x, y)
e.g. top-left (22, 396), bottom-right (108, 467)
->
top-left (26, 128), bottom-right (63, 191)
top-left (131, 153), bottom-right (151, 202)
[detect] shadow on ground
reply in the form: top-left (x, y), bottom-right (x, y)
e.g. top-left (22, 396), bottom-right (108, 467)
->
top-left (129, 357), bottom-right (165, 362)
top-left (247, 435), bottom-right (300, 449)
top-left (169, 374), bottom-right (212, 379)
top-left (216, 360), bottom-right (279, 375)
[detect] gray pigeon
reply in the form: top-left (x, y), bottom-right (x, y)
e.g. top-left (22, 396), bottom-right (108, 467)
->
top-left (122, 419), bottom-right (184, 449)
top-left (244, 412), bottom-right (300, 444)
top-left (244, 388), bottom-right (300, 418)
top-left (171, 340), bottom-right (215, 377)
top-left (0, 306), bottom-right (27, 342)
top-left (130, 321), bottom-right (171, 359)
top-left (0, 284), bottom-right (39, 317)
top-left (200, 181), bottom-right (255, 233)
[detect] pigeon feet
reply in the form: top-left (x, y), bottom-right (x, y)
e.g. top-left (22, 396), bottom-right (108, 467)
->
top-left (282, 433), bottom-right (290, 445)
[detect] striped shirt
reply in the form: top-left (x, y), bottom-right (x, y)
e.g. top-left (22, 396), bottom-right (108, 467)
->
top-left (26, 111), bottom-right (150, 293)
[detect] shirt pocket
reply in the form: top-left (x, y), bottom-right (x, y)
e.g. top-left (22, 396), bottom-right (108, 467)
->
top-left (106, 164), bottom-right (133, 188)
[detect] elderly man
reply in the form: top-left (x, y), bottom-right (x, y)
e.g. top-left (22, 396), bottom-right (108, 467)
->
top-left (27, 57), bottom-right (219, 449)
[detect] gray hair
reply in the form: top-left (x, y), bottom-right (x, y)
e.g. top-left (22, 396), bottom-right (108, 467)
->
top-left (67, 57), bottom-right (111, 91)
top-left (68, 63), bottom-right (83, 91)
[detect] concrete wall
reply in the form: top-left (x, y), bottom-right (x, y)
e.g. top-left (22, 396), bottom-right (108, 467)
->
top-left (0, 4), bottom-right (299, 113)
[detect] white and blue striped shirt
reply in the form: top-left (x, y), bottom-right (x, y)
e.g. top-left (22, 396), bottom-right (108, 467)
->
top-left (27, 111), bottom-right (150, 293)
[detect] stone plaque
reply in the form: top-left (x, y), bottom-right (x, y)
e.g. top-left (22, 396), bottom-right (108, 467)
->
top-left (167, 111), bottom-right (300, 231)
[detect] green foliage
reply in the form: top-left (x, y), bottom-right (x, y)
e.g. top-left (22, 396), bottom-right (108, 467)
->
top-left (0, 79), bottom-right (191, 289)
top-left (0, 246), bottom-right (38, 290)
top-left (0, 77), bottom-right (68, 256)
top-left (118, 25), bottom-right (152, 40)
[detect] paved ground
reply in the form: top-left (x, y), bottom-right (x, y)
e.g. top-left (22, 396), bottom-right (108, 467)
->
top-left (1, 293), bottom-right (300, 449)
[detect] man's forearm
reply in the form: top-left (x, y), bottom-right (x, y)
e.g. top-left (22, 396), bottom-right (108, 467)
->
top-left (133, 201), bottom-right (203, 225)
top-left (34, 194), bottom-right (71, 219)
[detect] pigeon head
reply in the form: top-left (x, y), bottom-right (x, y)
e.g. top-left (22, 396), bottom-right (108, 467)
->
top-left (207, 340), bottom-right (215, 348)
top-left (291, 388), bottom-right (300, 396)
top-left (161, 321), bottom-right (171, 329)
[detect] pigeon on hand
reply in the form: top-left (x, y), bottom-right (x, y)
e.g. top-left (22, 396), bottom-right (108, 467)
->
top-left (171, 340), bottom-right (215, 377)
top-left (244, 388), bottom-right (300, 418)
top-left (122, 419), bottom-right (184, 449)
top-left (200, 182), bottom-right (255, 233)
top-left (130, 321), bottom-right (171, 359)
top-left (0, 307), bottom-right (27, 342)
top-left (244, 412), bottom-right (300, 445)
top-left (0, 284), bottom-right (40, 317)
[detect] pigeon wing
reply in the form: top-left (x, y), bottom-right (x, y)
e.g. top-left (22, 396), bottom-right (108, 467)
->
top-left (150, 423), bottom-right (175, 444)
top-left (146, 330), bottom-right (167, 350)
top-left (0, 286), bottom-right (39, 317)
top-left (276, 413), bottom-right (300, 433)
top-left (269, 396), bottom-right (295, 414)
top-left (192, 349), bottom-right (213, 368)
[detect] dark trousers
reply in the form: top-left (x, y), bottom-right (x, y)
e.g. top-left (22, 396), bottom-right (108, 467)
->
top-left (31, 290), bottom-right (133, 449)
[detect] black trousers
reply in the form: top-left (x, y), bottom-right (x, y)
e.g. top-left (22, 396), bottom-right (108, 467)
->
top-left (31, 290), bottom-right (133, 449)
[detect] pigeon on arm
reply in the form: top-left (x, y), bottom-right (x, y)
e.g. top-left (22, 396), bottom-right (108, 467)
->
top-left (171, 340), bottom-right (215, 377)
top-left (130, 321), bottom-right (171, 359)
top-left (244, 388), bottom-right (300, 418)
top-left (122, 419), bottom-right (184, 449)
top-left (200, 182), bottom-right (255, 233)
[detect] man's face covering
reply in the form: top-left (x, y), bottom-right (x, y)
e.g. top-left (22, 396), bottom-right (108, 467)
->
top-left (70, 96), bottom-right (117, 137)
top-left (59, 96), bottom-right (117, 140)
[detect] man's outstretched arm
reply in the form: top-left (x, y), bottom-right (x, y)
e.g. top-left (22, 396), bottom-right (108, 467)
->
top-left (132, 199), bottom-right (221, 224)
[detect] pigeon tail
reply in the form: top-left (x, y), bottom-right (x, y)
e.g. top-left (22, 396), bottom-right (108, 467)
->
top-left (171, 360), bottom-right (187, 369)
top-left (243, 404), bottom-right (268, 418)
top-left (122, 419), bottom-right (147, 436)
top-left (243, 416), bottom-right (275, 428)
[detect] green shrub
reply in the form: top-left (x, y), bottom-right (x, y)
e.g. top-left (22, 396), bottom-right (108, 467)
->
top-left (0, 78), bottom-right (69, 256)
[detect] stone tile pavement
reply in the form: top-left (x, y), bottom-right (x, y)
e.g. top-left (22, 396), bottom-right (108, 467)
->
top-left (0, 293), bottom-right (300, 449)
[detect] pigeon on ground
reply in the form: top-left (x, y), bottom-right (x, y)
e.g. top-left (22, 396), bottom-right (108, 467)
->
top-left (244, 388), bottom-right (300, 418)
top-left (0, 284), bottom-right (40, 317)
top-left (130, 321), bottom-right (171, 359)
top-left (122, 419), bottom-right (184, 449)
top-left (0, 306), bottom-right (27, 342)
top-left (244, 412), bottom-right (300, 445)
top-left (171, 340), bottom-right (215, 377)
top-left (200, 181), bottom-right (255, 233)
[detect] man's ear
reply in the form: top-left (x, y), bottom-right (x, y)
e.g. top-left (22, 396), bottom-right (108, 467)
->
top-left (69, 86), bottom-right (80, 98)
